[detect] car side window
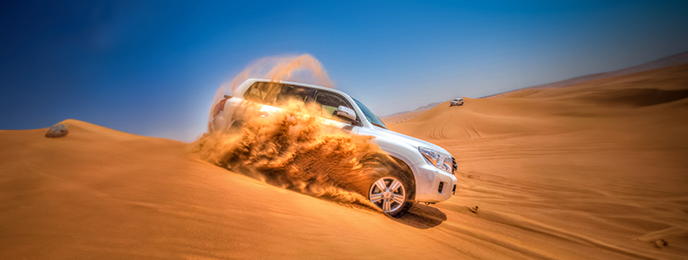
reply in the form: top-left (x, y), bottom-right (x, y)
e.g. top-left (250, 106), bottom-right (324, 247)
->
top-left (275, 85), bottom-right (310, 106)
top-left (244, 82), bottom-right (282, 104)
top-left (244, 82), bottom-right (314, 108)
top-left (314, 91), bottom-right (354, 122)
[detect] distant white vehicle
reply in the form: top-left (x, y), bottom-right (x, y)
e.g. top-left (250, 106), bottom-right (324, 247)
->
top-left (209, 79), bottom-right (458, 217)
top-left (450, 98), bottom-right (464, 107)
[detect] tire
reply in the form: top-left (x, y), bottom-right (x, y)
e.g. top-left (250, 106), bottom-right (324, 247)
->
top-left (358, 154), bottom-right (415, 217)
top-left (368, 176), bottom-right (413, 217)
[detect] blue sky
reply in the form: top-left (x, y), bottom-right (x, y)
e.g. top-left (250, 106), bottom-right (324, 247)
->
top-left (2, 0), bottom-right (687, 141)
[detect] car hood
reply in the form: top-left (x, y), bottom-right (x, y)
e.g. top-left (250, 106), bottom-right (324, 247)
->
top-left (362, 126), bottom-right (452, 156)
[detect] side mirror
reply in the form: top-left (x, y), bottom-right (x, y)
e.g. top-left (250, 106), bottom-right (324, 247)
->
top-left (336, 106), bottom-right (357, 123)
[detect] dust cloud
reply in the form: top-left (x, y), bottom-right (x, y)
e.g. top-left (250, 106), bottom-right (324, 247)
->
top-left (193, 102), bottom-right (386, 209)
top-left (211, 54), bottom-right (334, 119)
top-left (196, 54), bottom-right (391, 209)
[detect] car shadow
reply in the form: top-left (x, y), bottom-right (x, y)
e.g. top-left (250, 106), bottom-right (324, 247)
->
top-left (391, 203), bottom-right (447, 229)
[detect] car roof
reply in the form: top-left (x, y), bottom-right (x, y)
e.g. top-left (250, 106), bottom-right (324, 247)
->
top-left (233, 78), bottom-right (382, 129)
top-left (239, 78), bottom-right (351, 98)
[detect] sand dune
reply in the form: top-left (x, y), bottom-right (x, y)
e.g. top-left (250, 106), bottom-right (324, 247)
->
top-left (0, 120), bottom-right (469, 259)
top-left (391, 63), bottom-right (688, 259)
top-left (487, 50), bottom-right (688, 98)
top-left (382, 110), bottom-right (427, 125)
top-left (1, 64), bottom-right (687, 259)
top-left (382, 101), bottom-right (445, 124)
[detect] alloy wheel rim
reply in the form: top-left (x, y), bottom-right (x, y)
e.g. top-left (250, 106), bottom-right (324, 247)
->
top-left (369, 177), bottom-right (406, 213)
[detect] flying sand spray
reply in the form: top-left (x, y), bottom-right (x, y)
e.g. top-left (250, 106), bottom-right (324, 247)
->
top-left (193, 54), bottom-right (400, 210)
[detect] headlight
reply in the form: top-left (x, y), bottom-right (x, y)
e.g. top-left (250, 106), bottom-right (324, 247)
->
top-left (418, 147), bottom-right (453, 174)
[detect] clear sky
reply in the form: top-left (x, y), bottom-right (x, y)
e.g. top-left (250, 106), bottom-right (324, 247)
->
top-left (2, 0), bottom-right (687, 142)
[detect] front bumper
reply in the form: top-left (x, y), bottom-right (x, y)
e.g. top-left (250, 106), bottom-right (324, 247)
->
top-left (410, 162), bottom-right (457, 203)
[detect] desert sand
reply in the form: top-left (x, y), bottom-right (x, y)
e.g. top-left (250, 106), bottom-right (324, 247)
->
top-left (382, 110), bottom-right (428, 125)
top-left (1, 64), bottom-right (687, 259)
top-left (390, 63), bottom-right (688, 259)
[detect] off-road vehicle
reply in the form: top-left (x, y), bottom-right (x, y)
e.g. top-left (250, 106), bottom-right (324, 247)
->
top-left (209, 79), bottom-right (458, 217)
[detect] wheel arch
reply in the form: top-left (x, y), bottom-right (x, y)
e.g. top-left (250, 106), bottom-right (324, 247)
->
top-left (388, 154), bottom-right (417, 201)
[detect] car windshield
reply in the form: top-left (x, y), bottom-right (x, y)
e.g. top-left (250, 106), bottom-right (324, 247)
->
top-left (353, 98), bottom-right (387, 129)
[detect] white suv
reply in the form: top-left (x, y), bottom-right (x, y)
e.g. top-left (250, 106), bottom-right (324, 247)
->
top-left (450, 98), bottom-right (464, 106)
top-left (209, 79), bottom-right (457, 217)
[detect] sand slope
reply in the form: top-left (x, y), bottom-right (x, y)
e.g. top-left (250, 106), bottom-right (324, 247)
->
top-left (0, 120), bottom-right (469, 259)
top-left (391, 64), bottom-right (688, 259)
top-left (1, 64), bottom-right (687, 259)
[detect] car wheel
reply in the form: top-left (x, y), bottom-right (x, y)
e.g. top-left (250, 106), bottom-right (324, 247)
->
top-left (354, 154), bottom-right (415, 217)
top-left (368, 176), bottom-right (412, 217)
